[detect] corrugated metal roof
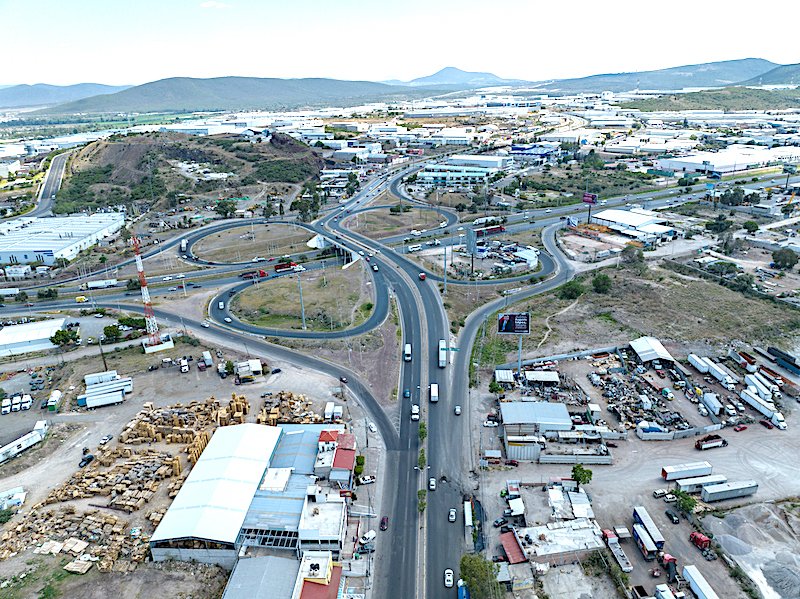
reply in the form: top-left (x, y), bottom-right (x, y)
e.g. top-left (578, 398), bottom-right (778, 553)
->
top-left (0, 318), bottom-right (65, 345)
top-left (630, 336), bottom-right (674, 363)
top-left (150, 424), bottom-right (281, 545)
top-left (499, 402), bottom-right (571, 427)
top-left (221, 556), bottom-right (300, 599)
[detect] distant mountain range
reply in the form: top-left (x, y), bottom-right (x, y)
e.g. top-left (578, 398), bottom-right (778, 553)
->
top-left (12, 58), bottom-right (800, 115)
top-left (531, 58), bottom-right (779, 93)
top-left (738, 63), bottom-right (800, 86)
top-left (0, 83), bottom-right (132, 108)
top-left (384, 67), bottom-right (530, 88)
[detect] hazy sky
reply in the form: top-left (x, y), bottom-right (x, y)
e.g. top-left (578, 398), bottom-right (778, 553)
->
top-left (4, 0), bottom-right (798, 86)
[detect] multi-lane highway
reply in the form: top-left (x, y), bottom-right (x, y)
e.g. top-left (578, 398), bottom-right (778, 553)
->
top-left (32, 151), bottom-right (70, 216)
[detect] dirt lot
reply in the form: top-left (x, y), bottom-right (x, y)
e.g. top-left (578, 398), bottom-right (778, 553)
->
top-left (0, 555), bottom-right (227, 599)
top-left (192, 223), bottom-right (312, 263)
top-left (231, 261), bottom-right (371, 331)
top-left (345, 207), bottom-right (449, 241)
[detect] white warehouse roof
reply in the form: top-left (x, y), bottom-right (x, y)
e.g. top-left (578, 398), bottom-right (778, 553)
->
top-left (630, 336), bottom-right (674, 363)
top-left (500, 402), bottom-right (571, 428)
top-left (150, 424), bottom-right (281, 546)
top-left (591, 208), bottom-right (663, 230)
top-left (0, 318), bottom-right (65, 357)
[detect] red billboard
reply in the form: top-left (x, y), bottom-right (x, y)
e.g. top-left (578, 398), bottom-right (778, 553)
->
top-left (583, 192), bottom-right (598, 205)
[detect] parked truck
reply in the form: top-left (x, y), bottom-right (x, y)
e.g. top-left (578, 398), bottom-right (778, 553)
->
top-left (758, 365), bottom-right (784, 388)
top-left (657, 552), bottom-right (678, 583)
top-left (1, 398), bottom-right (10, 415)
top-left (202, 351), bottom-right (213, 368)
top-left (744, 374), bottom-right (775, 401)
top-left (602, 530), bottom-right (633, 573)
top-left (20, 394), bottom-right (32, 410)
top-left (695, 434), bottom-right (728, 450)
top-left (752, 371), bottom-right (780, 398)
top-left (180, 239), bottom-right (188, 253)
top-left (180, 359), bottom-right (189, 373)
top-left (682, 565), bottom-right (720, 599)
top-left (688, 353), bottom-right (709, 373)
top-left (728, 348), bottom-right (757, 373)
top-left (690, 532), bottom-right (711, 550)
top-left (704, 358), bottom-right (735, 391)
top-left (700, 480), bottom-right (758, 502)
top-left (80, 278), bottom-right (118, 290)
top-left (662, 462), bottom-right (713, 481)
top-left (10, 395), bottom-right (21, 412)
top-left (739, 389), bottom-right (786, 429)
top-left (217, 363), bottom-right (227, 378)
top-left (701, 392), bottom-right (722, 416)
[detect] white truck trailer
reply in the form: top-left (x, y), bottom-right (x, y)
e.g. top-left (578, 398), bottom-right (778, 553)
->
top-left (701, 392), bottom-right (722, 416)
top-left (701, 480), bottom-right (758, 503)
top-left (744, 374), bottom-right (773, 401)
top-left (682, 565), bottom-right (720, 599)
top-left (704, 358), bottom-right (735, 391)
top-left (661, 462), bottom-right (713, 481)
top-left (740, 389), bottom-right (786, 429)
top-left (688, 354), bottom-right (709, 373)
top-left (80, 278), bottom-right (118, 290)
top-left (675, 474), bottom-right (728, 494)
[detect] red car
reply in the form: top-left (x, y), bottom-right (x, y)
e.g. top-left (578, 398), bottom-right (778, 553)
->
top-left (505, 460), bottom-right (519, 467)
top-left (380, 516), bottom-right (388, 531)
top-left (656, 369), bottom-right (666, 378)
top-left (733, 425), bottom-right (747, 432)
top-left (760, 419), bottom-right (775, 429)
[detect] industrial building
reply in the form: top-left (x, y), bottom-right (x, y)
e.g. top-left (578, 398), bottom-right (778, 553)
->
top-left (500, 402), bottom-right (572, 461)
top-left (150, 423), bottom-right (350, 568)
top-left (416, 164), bottom-right (495, 188)
top-left (0, 318), bottom-right (65, 357)
top-left (590, 207), bottom-right (678, 244)
top-left (629, 336), bottom-right (675, 365)
top-left (0, 214), bottom-right (125, 265)
top-left (446, 154), bottom-right (513, 169)
top-left (655, 146), bottom-right (800, 175)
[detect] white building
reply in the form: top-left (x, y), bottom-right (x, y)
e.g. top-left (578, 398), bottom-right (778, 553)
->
top-left (417, 164), bottom-right (494, 188)
top-left (0, 319), bottom-right (65, 357)
top-left (0, 160), bottom-right (21, 178)
top-left (590, 208), bottom-right (678, 244)
top-left (447, 154), bottom-right (513, 169)
top-left (0, 213), bottom-right (124, 265)
top-left (656, 146), bottom-right (800, 175)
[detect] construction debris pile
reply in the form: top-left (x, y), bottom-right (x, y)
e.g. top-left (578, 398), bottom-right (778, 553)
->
top-left (43, 449), bottom-right (180, 512)
top-left (256, 390), bottom-right (324, 425)
top-left (0, 506), bottom-right (148, 573)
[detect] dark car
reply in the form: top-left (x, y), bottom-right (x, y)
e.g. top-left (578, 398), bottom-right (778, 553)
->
top-left (505, 460), bottom-right (519, 467)
top-left (500, 525), bottom-right (512, 533)
top-left (40, 399), bottom-right (48, 410)
top-left (380, 516), bottom-right (388, 531)
top-left (487, 413), bottom-right (500, 422)
top-left (403, 389), bottom-right (410, 398)
top-left (606, 442), bottom-right (618, 448)
top-left (271, 368), bottom-right (282, 374)
top-left (665, 510), bottom-right (679, 524)
top-left (340, 376), bottom-right (348, 383)
top-left (493, 517), bottom-right (507, 528)
top-left (79, 455), bottom-right (94, 468)
top-left (148, 364), bottom-right (159, 371)
top-left (492, 555), bottom-right (508, 563)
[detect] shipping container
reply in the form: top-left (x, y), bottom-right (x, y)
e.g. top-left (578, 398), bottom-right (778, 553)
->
top-left (84, 370), bottom-right (118, 386)
top-left (662, 462), bottom-right (713, 481)
top-left (682, 565), bottom-right (720, 599)
top-left (700, 480), bottom-right (758, 502)
top-left (675, 474), bottom-right (728, 494)
top-left (633, 506), bottom-right (664, 549)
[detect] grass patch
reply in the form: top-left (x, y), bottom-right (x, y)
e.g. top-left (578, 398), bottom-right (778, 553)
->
top-left (193, 223), bottom-right (310, 263)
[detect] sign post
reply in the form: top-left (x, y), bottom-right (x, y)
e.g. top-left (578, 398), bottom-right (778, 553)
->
top-left (583, 192), bottom-right (598, 225)
top-left (498, 313), bottom-right (530, 381)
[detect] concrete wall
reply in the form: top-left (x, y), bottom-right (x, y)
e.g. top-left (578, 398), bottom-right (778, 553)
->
top-left (150, 547), bottom-right (237, 569)
top-left (538, 455), bottom-right (613, 465)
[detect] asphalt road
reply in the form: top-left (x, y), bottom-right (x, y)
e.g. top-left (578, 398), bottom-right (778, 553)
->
top-left (32, 151), bottom-right (70, 216)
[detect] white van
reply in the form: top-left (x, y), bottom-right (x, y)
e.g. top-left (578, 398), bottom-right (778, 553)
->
top-left (404, 343), bottom-right (412, 362)
top-left (218, 301), bottom-right (225, 310)
top-left (408, 244), bottom-right (422, 252)
top-left (430, 384), bottom-right (439, 403)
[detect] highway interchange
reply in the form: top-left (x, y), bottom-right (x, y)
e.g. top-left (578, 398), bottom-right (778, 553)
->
top-left (5, 158), bottom-right (800, 597)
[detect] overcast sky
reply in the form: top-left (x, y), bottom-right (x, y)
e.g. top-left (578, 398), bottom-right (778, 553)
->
top-left (4, 0), bottom-right (798, 86)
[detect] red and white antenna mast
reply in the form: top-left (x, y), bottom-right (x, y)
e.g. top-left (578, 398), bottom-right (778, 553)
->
top-left (132, 236), bottom-right (162, 347)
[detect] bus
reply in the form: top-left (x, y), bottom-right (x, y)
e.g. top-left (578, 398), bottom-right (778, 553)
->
top-left (430, 384), bottom-right (439, 403)
top-left (438, 339), bottom-right (447, 368)
top-left (632, 524), bottom-right (658, 561)
top-left (632, 506), bottom-right (664, 549)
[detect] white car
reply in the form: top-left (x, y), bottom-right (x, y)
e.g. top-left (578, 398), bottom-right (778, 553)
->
top-left (224, 317), bottom-right (232, 323)
top-left (360, 475), bottom-right (376, 485)
top-left (429, 477), bottom-right (437, 491)
top-left (454, 405), bottom-right (461, 415)
top-left (444, 569), bottom-right (454, 588)
top-left (664, 494), bottom-right (677, 503)
top-left (545, 208), bottom-right (552, 213)
top-left (163, 276), bottom-right (173, 281)
top-left (368, 422), bottom-right (377, 433)
top-left (358, 251), bottom-right (365, 256)
top-left (168, 287), bottom-right (178, 291)
top-left (449, 508), bottom-right (457, 522)
top-left (176, 274), bottom-right (185, 278)
top-left (483, 421), bottom-right (499, 427)
top-left (201, 321), bottom-right (210, 328)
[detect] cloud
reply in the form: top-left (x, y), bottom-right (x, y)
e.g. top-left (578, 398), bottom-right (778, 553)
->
top-left (200, 1), bottom-right (231, 7)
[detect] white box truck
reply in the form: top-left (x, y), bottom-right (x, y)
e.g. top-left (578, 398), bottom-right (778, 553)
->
top-left (404, 343), bottom-right (412, 362)
top-left (202, 351), bottom-right (213, 368)
top-left (688, 354), bottom-right (709, 373)
top-left (11, 395), bottom-right (21, 412)
top-left (180, 359), bottom-right (189, 373)
top-left (21, 394), bottom-right (32, 410)
top-left (430, 384), bottom-right (439, 403)
top-left (1, 398), bottom-right (11, 415)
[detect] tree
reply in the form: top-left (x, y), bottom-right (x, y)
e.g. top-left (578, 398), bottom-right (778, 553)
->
top-left (592, 274), bottom-right (612, 294)
top-left (455, 203), bottom-right (467, 212)
top-left (279, 203), bottom-right (284, 216)
top-left (743, 221), bottom-right (758, 234)
top-left (50, 329), bottom-right (77, 347)
top-left (103, 325), bottom-right (121, 341)
top-left (674, 490), bottom-right (697, 515)
top-left (559, 280), bottom-right (584, 300)
top-left (262, 203), bottom-right (275, 219)
top-left (119, 227), bottom-right (132, 242)
top-left (15, 291), bottom-right (28, 302)
top-left (126, 278), bottom-right (141, 291)
top-left (99, 255), bottom-right (107, 265)
top-left (620, 244), bottom-right (643, 265)
top-left (773, 248), bottom-right (799, 270)
top-left (418, 422), bottom-right (427, 442)
top-left (705, 214), bottom-right (733, 234)
top-left (572, 464), bottom-right (593, 489)
top-left (225, 360), bottom-right (235, 375)
top-left (389, 205), bottom-right (402, 214)
top-left (417, 489), bottom-right (427, 513)
top-left (459, 553), bottom-right (501, 599)
top-left (215, 199), bottom-right (237, 218)
top-left (37, 288), bottom-right (58, 300)
top-left (489, 381), bottom-right (503, 398)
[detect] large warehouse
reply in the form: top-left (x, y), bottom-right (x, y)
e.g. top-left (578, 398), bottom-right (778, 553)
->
top-left (0, 213), bottom-right (124, 265)
top-left (655, 146), bottom-right (800, 175)
top-left (0, 319), bottom-right (65, 357)
top-left (150, 423), bottom-right (350, 568)
top-left (590, 207), bottom-right (678, 244)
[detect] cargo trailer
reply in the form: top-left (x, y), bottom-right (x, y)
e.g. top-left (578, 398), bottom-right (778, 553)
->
top-left (701, 392), bottom-right (722, 416)
top-left (682, 565), bottom-right (720, 599)
top-left (84, 370), bottom-right (118, 386)
top-left (739, 389), bottom-right (785, 428)
top-left (662, 462), bottom-right (713, 481)
top-left (744, 374), bottom-right (772, 401)
top-left (700, 480), bottom-right (758, 503)
top-left (675, 474), bottom-right (728, 494)
top-left (688, 354), bottom-right (709, 373)
top-left (633, 506), bottom-right (664, 549)
top-left (632, 523), bottom-right (658, 561)
top-left (602, 530), bottom-right (633, 572)
top-left (77, 390), bottom-right (125, 408)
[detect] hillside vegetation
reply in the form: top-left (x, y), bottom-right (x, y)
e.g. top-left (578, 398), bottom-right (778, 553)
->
top-left (55, 132), bottom-right (323, 213)
top-left (622, 87), bottom-right (800, 111)
top-left (38, 76), bottom-right (445, 114)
